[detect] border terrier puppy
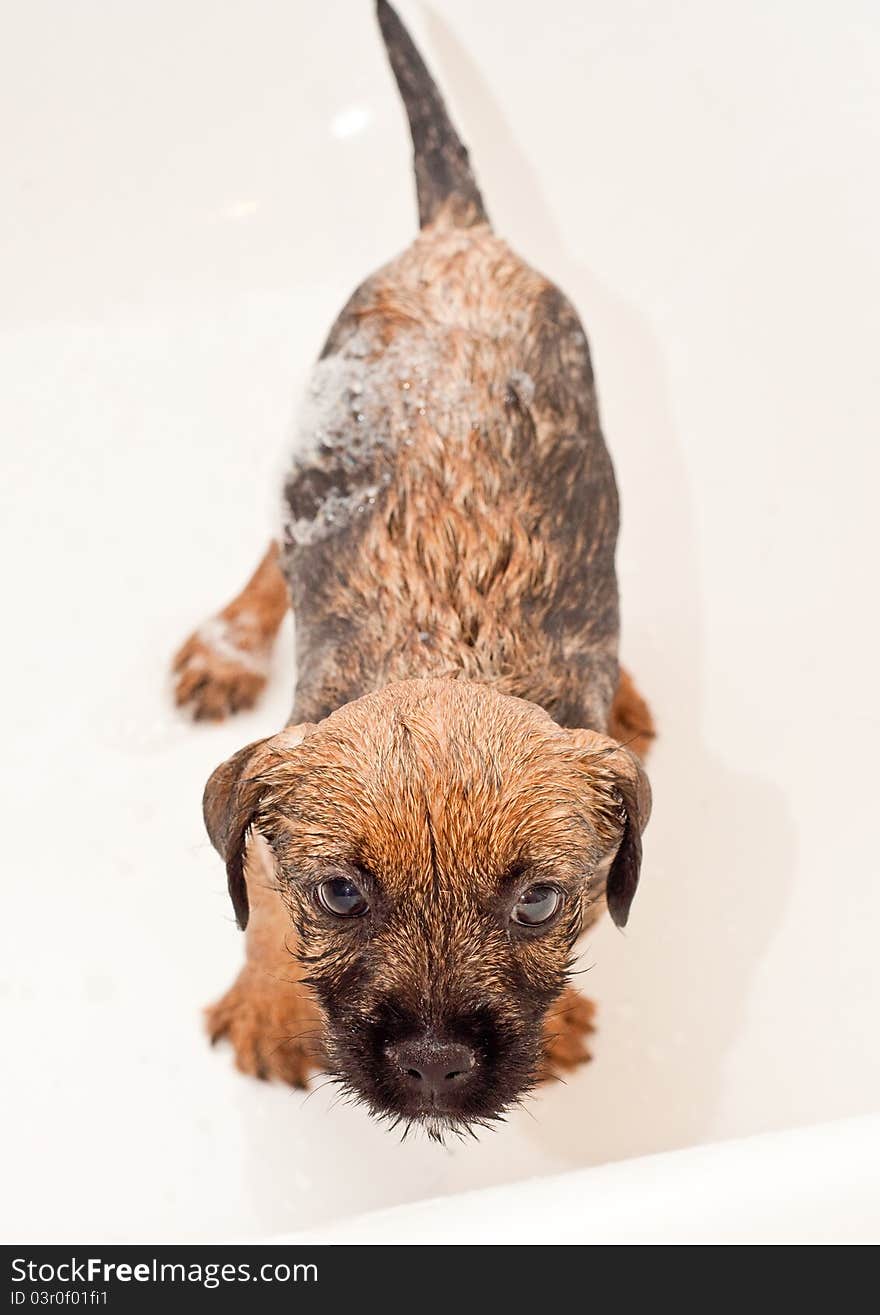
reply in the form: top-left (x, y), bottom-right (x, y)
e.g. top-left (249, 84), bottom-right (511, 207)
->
top-left (174, 0), bottom-right (655, 1138)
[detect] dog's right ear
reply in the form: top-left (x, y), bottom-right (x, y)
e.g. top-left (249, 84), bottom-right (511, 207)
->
top-left (567, 728), bottom-right (652, 930)
top-left (202, 724), bottom-right (314, 931)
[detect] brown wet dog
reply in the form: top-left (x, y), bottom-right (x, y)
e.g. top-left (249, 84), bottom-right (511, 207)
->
top-left (174, 1), bottom-right (655, 1138)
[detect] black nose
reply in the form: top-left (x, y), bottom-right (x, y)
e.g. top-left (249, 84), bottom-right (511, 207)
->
top-left (389, 1034), bottom-right (476, 1097)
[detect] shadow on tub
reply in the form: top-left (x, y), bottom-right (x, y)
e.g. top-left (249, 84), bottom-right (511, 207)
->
top-left (423, 4), bottom-right (796, 1167)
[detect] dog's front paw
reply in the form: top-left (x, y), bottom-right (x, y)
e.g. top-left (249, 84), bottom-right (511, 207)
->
top-left (540, 989), bottom-right (596, 1079)
top-left (173, 617), bottom-right (269, 721)
top-left (206, 975), bottom-right (325, 1089)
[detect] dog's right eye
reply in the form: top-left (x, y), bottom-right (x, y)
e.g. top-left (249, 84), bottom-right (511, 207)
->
top-left (316, 876), bottom-right (369, 918)
top-left (511, 883), bottom-right (562, 927)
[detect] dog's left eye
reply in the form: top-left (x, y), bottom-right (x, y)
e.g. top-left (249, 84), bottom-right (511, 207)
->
top-left (512, 884), bottom-right (562, 926)
top-left (316, 876), bottom-right (369, 918)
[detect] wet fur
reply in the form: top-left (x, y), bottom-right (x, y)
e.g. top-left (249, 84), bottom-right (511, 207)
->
top-left (201, 681), bottom-right (648, 1138)
top-left (176, 1), bottom-right (655, 1137)
top-left (285, 224), bottom-right (619, 733)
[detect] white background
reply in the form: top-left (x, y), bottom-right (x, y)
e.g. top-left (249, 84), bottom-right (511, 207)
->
top-left (1, 0), bottom-right (878, 1241)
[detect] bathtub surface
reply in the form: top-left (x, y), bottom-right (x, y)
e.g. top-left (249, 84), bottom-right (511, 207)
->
top-left (2, 0), bottom-right (879, 1242)
top-left (279, 1115), bottom-right (880, 1244)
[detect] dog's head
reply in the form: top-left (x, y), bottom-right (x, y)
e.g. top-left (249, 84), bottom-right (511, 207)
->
top-left (204, 678), bottom-right (649, 1136)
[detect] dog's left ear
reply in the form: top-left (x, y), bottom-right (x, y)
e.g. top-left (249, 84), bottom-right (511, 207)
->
top-left (569, 730), bottom-right (652, 929)
top-left (202, 723), bottom-right (315, 931)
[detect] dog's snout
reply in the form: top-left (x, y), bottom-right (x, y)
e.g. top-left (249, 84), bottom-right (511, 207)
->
top-left (388, 1035), bottom-right (476, 1096)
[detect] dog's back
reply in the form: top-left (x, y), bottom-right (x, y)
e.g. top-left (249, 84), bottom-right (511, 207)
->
top-left (283, 1), bottom-right (621, 733)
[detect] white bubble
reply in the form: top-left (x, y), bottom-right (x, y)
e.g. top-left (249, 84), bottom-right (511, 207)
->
top-left (330, 105), bottom-right (372, 140)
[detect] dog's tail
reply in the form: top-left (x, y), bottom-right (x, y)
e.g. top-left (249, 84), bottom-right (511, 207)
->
top-left (376, 0), bottom-right (488, 229)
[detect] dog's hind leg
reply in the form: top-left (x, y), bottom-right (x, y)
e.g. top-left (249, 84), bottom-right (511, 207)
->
top-left (609, 667), bottom-right (656, 761)
top-left (173, 541), bottom-right (289, 720)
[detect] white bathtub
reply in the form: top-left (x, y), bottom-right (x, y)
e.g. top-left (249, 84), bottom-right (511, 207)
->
top-left (280, 1116), bottom-right (880, 1244)
top-left (2, 0), bottom-right (878, 1244)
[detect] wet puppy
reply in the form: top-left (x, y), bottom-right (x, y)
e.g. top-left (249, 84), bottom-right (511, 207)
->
top-left (175, 0), bottom-right (655, 1138)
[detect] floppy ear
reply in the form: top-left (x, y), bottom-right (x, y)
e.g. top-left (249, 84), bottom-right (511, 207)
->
top-left (202, 723), bottom-right (314, 931)
top-left (569, 729), bottom-right (652, 929)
